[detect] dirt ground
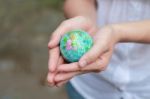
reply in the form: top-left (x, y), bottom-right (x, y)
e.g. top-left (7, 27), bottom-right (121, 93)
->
top-left (0, 0), bottom-right (68, 99)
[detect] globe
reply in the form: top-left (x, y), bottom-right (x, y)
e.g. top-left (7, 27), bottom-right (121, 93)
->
top-left (60, 30), bottom-right (93, 62)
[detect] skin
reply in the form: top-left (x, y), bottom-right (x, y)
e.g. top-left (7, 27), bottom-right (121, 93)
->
top-left (47, 0), bottom-right (150, 87)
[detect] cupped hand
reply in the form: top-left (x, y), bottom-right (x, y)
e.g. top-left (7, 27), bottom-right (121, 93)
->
top-left (54, 26), bottom-right (119, 86)
top-left (47, 16), bottom-right (98, 86)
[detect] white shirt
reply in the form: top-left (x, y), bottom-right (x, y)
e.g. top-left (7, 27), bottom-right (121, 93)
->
top-left (70, 0), bottom-right (150, 99)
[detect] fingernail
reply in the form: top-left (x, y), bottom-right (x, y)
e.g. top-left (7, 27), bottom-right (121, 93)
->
top-left (79, 60), bottom-right (87, 67)
top-left (56, 84), bottom-right (62, 87)
top-left (47, 79), bottom-right (54, 87)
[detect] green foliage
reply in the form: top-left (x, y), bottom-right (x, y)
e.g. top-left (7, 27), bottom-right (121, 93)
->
top-left (37, 0), bottom-right (63, 9)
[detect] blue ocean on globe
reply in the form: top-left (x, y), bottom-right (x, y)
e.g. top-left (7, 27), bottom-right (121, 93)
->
top-left (60, 30), bottom-right (93, 62)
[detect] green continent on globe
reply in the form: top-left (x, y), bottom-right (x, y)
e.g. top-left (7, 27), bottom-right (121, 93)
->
top-left (60, 30), bottom-right (93, 62)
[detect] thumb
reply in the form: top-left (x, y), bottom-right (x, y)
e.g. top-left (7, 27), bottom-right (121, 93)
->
top-left (79, 42), bottom-right (105, 67)
top-left (48, 22), bottom-right (67, 49)
top-left (48, 20), bottom-right (75, 49)
top-left (48, 16), bottom-right (92, 49)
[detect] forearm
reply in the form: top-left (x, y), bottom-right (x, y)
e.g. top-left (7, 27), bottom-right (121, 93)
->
top-left (112, 20), bottom-right (150, 43)
top-left (63, 0), bottom-right (97, 23)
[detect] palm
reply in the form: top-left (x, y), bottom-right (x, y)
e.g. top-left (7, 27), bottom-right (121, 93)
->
top-left (47, 16), bottom-right (98, 86)
top-left (53, 47), bottom-right (113, 87)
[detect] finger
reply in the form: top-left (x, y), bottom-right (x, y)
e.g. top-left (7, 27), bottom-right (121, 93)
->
top-left (57, 62), bottom-right (80, 72)
top-left (48, 16), bottom-right (91, 48)
top-left (48, 22), bottom-right (68, 48)
top-left (82, 49), bottom-right (113, 72)
top-left (54, 71), bottom-right (81, 82)
top-left (55, 79), bottom-right (69, 87)
top-left (48, 47), bottom-right (60, 72)
top-left (51, 56), bottom-right (64, 86)
top-left (79, 39), bottom-right (107, 67)
top-left (57, 58), bottom-right (103, 73)
top-left (47, 72), bottom-right (56, 87)
top-left (87, 26), bottom-right (98, 36)
top-left (81, 58), bottom-right (104, 72)
top-left (79, 43), bottom-right (103, 67)
top-left (47, 56), bottom-right (64, 86)
top-left (57, 56), bottom-right (64, 66)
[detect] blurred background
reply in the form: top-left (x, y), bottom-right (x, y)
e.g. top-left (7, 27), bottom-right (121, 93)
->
top-left (0, 0), bottom-right (68, 99)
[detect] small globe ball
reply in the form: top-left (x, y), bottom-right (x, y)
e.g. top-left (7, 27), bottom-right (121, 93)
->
top-left (60, 30), bottom-right (93, 62)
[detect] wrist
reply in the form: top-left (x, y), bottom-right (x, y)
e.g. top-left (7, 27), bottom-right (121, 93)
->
top-left (110, 24), bottom-right (125, 43)
top-left (111, 23), bottom-right (137, 43)
top-left (101, 25), bottom-right (122, 44)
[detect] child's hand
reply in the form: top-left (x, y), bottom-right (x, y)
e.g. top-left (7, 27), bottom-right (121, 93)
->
top-left (47, 16), bottom-right (98, 86)
top-left (54, 26), bottom-right (119, 86)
